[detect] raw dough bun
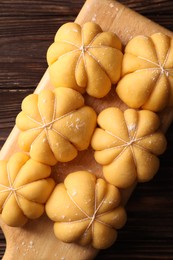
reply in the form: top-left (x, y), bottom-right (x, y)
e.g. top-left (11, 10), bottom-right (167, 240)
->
top-left (116, 33), bottom-right (173, 111)
top-left (16, 88), bottom-right (97, 166)
top-left (46, 171), bottom-right (126, 249)
top-left (47, 22), bottom-right (123, 98)
top-left (91, 107), bottom-right (167, 188)
top-left (0, 152), bottom-right (55, 227)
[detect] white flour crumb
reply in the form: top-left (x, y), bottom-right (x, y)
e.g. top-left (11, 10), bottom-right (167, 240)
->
top-left (75, 118), bottom-right (85, 130)
top-left (66, 121), bottom-right (74, 128)
top-left (73, 28), bottom-right (79, 33)
top-left (76, 122), bottom-right (85, 130)
top-left (165, 70), bottom-right (169, 77)
top-left (92, 14), bottom-right (97, 22)
top-left (128, 124), bottom-right (136, 131)
top-left (61, 257), bottom-right (65, 260)
top-left (86, 4), bottom-right (90, 11)
top-left (72, 190), bottom-right (77, 196)
top-left (110, 3), bottom-right (114, 8)
top-left (28, 241), bottom-right (34, 248)
top-left (21, 242), bottom-right (25, 246)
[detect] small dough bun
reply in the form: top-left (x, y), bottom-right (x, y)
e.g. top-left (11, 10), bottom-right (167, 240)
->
top-left (47, 22), bottom-right (123, 98)
top-left (0, 152), bottom-right (55, 227)
top-left (116, 33), bottom-right (173, 111)
top-left (16, 88), bottom-right (97, 166)
top-left (91, 107), bottom-right (167, 188)
top-left (46, 171), bottom-right (127, 249)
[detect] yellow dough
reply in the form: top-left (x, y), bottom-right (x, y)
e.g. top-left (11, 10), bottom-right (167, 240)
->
top-left (116, 33), bottom-right (173, 111)
top-left (16, 88), bottom-right (97, 166)
top-left (0, 153), bottom-right (55, 227)
top-left (91, 108), bottom-right (167, 188)
top-left (46, 171), bottom-right (127, 249)
top-left (47, 22), bottom-right (123, 98)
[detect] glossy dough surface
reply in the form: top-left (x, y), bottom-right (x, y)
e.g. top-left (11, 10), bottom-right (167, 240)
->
top-left (0, 153), bottom-right (55, 227)
top-left (47, 22), bottom-right (123, 98)
top-left (16, 88), bottom-right (97, 166)
top-left (116, 33), bottom-right (173, 111)
top-left (91, 108), bottom-right (167, 188)
top-left (46, 171), bottom-right (127, 249)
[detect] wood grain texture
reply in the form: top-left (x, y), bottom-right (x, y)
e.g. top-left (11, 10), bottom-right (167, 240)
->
top-left (0, 0), bottom-right (173, 259)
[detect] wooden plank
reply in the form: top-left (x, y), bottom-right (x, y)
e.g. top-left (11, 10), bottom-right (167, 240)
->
top-left (0, 0), bottom-right (173, 259)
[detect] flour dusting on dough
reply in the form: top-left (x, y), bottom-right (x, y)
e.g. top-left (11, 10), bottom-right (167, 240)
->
top-left (110, 3), bottom-right (114, 8)
top-left (128, 124), bottom-right (136, 132)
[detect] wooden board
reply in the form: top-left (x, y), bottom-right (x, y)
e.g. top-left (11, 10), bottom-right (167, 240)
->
top-left (0, 0), bottom-right (173, 259)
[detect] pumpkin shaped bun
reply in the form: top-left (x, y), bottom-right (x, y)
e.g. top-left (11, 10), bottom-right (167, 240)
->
top-left (91, 108), bottom-right (167, 189)
top-left (47, 22), bottom-right (123, 98)
top-left (46, 171), bottom-right (127, 249)
top-left (0, 153), bottom-right (55, 227)
top-left (116, 33), bottom-right (173, 112)
top-left (16, 88), bottom-right (97, 166)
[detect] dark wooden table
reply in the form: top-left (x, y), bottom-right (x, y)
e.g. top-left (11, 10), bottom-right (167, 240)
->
top-left (0, 0), bottom-right (173, 259)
